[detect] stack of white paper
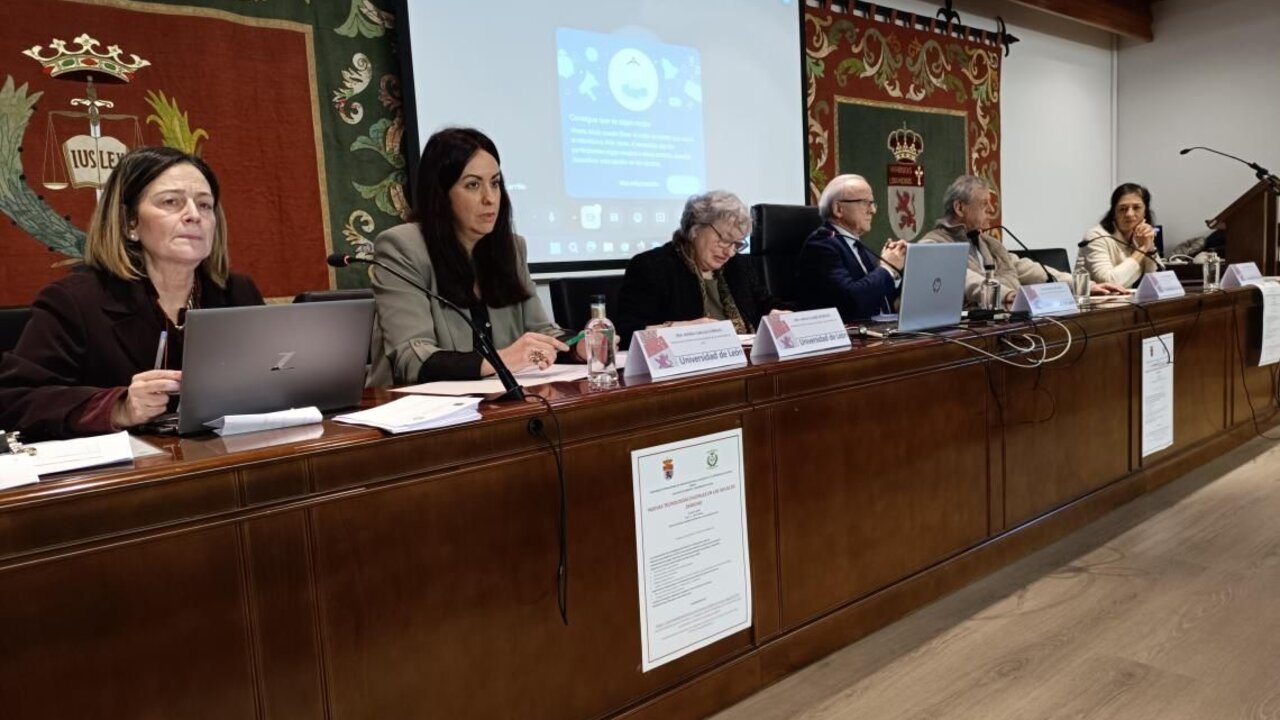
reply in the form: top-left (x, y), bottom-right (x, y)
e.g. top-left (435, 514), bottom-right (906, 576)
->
top-left (333, 395), bottom-right (482, 434)
top-left (28, 431), bottom-right (135, 475)
top-left (205, 407), bottom-right (323, 436)
top-left (1, 431), bottom-right (170, 490)
top-left (394, 363), bottom-right (589, 396)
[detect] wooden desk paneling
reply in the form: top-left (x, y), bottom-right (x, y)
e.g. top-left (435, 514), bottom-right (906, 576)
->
top-left (0, 527), bottom-right (257, 719)
top-left (0, 290), bottom-right (1274, 720)
top-left (311, 414), bottom-right (763, 720)
top-left (1002, 326), bottom-right (1131, 527)
top-left (772, 361), bottom-right (990, 628)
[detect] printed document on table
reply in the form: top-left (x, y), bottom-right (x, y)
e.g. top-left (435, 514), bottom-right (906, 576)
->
top-left (334, 395), bottom-right (482, 433)
top-left (206, 407), bottom-right (323, 436)
top-left (394, 363), bottom-right (591, 396)
top-left (25, 431), bottom-right (135, 476)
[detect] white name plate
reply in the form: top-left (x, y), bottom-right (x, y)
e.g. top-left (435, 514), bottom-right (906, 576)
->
top-left (751, 309), bottom-right (850, 360)
top-left (1011, 282), bottom-right (1077, 316)
top-left (625, 320), bottom-right (747, 380)
top-left (1135, 271), bottom-right (1186, 302)
top-left (1222, 262), bottom-right (1263, 289)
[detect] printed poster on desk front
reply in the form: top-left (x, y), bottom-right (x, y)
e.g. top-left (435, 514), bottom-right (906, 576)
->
top-left (631, 429), bottom-right (751, 672)
top-left (1141, 333), bottom-right (1174, 457)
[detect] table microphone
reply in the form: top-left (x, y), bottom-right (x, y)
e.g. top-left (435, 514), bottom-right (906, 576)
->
top-left (327, 252), bottom-right (525, 401)
top-left (1180, 146), bottom-right (1280, 193)
top-left (981, 225), bottom-right (1057, 283)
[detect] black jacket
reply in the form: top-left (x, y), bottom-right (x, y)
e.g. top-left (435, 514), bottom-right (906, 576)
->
top-left (615, 242), bottom-right (784, 344)
top-left (795, 222), bottom-right (900, 321)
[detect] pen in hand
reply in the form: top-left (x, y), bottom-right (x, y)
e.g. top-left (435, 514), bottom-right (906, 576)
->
top-left (153, 330), bottom-right (168, 370)
top-left (563, 330), bottom-right (585, 347)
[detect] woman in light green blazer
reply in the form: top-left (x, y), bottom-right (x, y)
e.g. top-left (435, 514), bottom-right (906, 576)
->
top-left (368, 128), bottom-right (582, 387)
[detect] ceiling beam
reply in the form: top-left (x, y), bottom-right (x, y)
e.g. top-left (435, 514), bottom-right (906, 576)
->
top-left (1006, 0), bottom-right (1154, 41)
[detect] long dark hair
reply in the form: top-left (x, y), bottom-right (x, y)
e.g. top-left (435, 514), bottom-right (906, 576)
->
top-left (413, 127), bottom-right (529, 308)
top-left (1100, 182), bottom-right (1155, 234)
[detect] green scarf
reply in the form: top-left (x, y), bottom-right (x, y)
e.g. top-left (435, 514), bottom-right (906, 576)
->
top-left (678, 244), bottom-right (750, 334)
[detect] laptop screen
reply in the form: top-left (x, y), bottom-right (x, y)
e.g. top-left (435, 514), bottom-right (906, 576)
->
top-left (175, 299), bottom-right (374, 434)
top-left (897, 243), bottom-right (969, 333)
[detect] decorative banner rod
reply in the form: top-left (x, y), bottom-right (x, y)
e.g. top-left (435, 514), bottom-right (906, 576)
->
top-left (819, 0), bottom-right (1020, 56)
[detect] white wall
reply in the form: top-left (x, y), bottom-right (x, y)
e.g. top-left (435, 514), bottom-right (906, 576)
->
top-left (1117, 0), bottom-right (1280, 248)
top-left (844, 0), bottom-right (1116, 258)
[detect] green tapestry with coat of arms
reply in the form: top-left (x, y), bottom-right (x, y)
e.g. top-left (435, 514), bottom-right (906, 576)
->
top-left (0, 0), bottom-right (407, 303)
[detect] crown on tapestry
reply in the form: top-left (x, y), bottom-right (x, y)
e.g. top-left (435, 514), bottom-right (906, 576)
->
top-left (23, 34), bottom-right (150, 82)
top-left (887, 124), bottom-right (923, 163)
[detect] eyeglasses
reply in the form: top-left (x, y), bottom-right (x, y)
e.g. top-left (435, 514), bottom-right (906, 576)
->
top-left (838, 198), bottom-right (877, 210)
top-left (707, 224), bottom-right (748, 252)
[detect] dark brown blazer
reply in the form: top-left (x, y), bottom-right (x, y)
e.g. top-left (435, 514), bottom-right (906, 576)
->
top-left (0, 268), bottom-right (263, 440)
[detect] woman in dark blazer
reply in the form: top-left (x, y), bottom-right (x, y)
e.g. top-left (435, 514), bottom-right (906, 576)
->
top-left (615, 190), bottom-right (785, 344)
top-left (0, 147), bottom-right (263, 440)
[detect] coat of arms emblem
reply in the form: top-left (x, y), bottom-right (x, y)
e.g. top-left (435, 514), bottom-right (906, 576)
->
top-left (886, 124), bottom-right (925, 241)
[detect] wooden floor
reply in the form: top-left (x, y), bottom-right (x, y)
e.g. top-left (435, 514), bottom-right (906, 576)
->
top-left (713, 436), bottom-right (1280, 720)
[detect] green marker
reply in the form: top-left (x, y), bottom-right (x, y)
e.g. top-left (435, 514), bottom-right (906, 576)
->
top-left (563, 331), bottom-right (585, 347)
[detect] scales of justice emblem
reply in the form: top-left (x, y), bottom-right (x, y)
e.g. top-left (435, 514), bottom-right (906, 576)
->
top-left (885, 124), bottom-right (925, 241)
top-left (22, 34), bottom-right (150, 199)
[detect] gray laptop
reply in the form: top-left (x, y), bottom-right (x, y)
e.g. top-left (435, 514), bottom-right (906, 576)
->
top-left (170, 299), bottom-right (374, 435)
top-left (895, 242), bottom-right (968, 333)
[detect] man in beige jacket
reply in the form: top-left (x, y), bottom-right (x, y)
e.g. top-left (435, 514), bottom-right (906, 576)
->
top-left (918, 175), bottom-right (1125, 307)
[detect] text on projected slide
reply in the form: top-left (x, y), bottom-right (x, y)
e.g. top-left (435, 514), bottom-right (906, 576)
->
top-left (556, 28), bottom-right (705, 200)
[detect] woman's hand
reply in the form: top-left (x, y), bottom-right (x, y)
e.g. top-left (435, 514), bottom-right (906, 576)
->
top-left (493, 332), bottom-right (569, 373)
top-left (1131, 222), bottom-right (1157, 253)
top-left (111, 370), bottom-right (182, 428)
top-left (1090, 282), bottom-right (1130, 296)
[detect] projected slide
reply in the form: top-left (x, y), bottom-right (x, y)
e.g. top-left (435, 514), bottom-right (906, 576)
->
top-left (404, 0), bottom-right (804, 267)
top-left (556, 28), bottom-right (705, 199)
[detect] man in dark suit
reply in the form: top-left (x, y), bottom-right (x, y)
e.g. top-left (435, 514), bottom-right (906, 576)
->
top-left (796, 174), bottom-right (907, 321)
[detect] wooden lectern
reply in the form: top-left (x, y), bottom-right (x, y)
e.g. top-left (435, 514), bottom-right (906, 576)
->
top-left (1214, 180), bottom-right (1279, 274)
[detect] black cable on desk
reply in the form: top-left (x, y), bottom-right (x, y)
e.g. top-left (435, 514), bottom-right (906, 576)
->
top-left (1133, 302), bottom-right (1173, 365)
top-left (526, 392), bottom-right (569, 625)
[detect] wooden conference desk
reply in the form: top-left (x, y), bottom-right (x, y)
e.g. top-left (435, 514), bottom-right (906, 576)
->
top-left (0, 289), bottom-right (1274, 720)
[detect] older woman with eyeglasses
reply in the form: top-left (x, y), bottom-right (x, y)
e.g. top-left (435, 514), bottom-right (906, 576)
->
top-left (614, 190), bottom-right (788, 344)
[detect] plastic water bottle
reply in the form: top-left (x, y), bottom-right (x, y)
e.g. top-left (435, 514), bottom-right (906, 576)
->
top-left (1202, 251), bottom-right (1223, 290)
top-left (1072, 252), bottom-right (1092, 307)
top-left (585, 295), bottom-right (618, 391)
top-left (979, 264), bottom-right (1000, 311)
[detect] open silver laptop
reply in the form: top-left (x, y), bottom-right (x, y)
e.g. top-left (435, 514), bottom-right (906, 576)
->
top-left (895, 242), bottom-right (969, 333)
top-left (166, 299), bottom-right (374, 435)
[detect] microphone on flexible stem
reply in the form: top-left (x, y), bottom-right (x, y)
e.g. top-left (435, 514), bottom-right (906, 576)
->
top-left (981, 225), bottom-right (1057, 283)
top-left (966, 228), bottom-right (999, 275)
top-left (1181, 146), bottom-right (1280, 194)
top-left (1078, 233), bottom-right (1165, 271)
top-left (328, 252), bottom-right (525, 401)
top-left (965, 229), bottom-right (1002, 320)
